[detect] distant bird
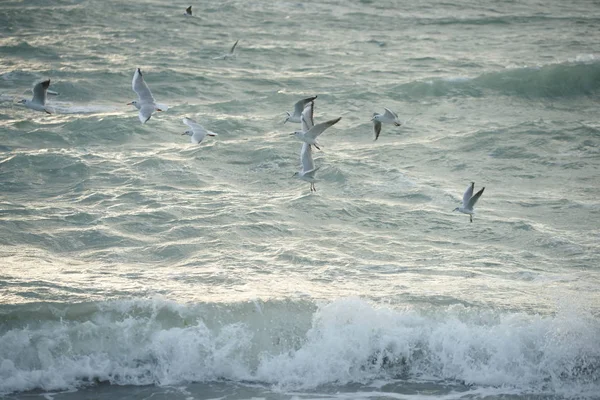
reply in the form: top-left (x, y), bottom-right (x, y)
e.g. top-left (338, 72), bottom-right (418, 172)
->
top-left (372, 107), bottom-right (401, 141)
top-left (213, 40), bottom-right (239, 60)
top-left (128, 68), bottom-right (167, 124)
top-left (291, 116), bottom-right (341, 150)
top-left (284, 95), bottom-right (318, 124)
top-left (18, 80), bottom-right (53, 113)
top-left (453, 182), bottom-right (485, 222)
top-left (184, 6), bottom-right (192, 16)
top-left (293, 101), bottom-right (319, 191)
top-left (182, 117), bottom-right (218, 144)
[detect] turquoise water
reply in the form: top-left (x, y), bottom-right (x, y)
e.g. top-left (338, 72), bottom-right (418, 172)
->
top-left (1, 0), bottom-right (599, 399)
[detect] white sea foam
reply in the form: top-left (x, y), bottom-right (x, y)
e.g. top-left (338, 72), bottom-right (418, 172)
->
top-left (0, 298), bottom-right (598, 397)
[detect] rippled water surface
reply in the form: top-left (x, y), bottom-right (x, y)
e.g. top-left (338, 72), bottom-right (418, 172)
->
top-left (1, 0), bottom-right (599, 399)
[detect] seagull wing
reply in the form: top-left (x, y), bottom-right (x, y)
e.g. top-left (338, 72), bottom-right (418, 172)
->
top-left (462, 182), bottom-right (475, 207)
top-left (139, 104), bottom-right (155, 123)
top-left (373, 120), bottom-right (382, 141)
top-left (303, 167), bottom-right (320, 179)
top-left (300, 142), bottom-right (315, 172)
top-left (230, 40), bottom-right (239, 54)
top-left (293, 95), bottom-right (318, 116)
top-left (467, 187), bottom-right (485, 209)
top-left (183, 117), bottom-right (205, 132)
top-left (132, 68), bottom-right (155, 104)
top-left (301, 101), bottom-right (314, 131)
top-left (32, 80), bottom-right (50, 105)
top-left (305, 116), bottom-right (341, 139)
top-left (383, 108), bottom-right (398, 119)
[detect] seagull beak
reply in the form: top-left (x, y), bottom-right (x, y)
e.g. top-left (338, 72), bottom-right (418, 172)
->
top-left (289, 132), bottom-right (295, 136)
top-left (126, 102), bottom-right (133, 105)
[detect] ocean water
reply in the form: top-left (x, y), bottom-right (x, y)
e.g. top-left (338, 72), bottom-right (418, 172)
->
top-left (1, 0), bottom-right (600, 399)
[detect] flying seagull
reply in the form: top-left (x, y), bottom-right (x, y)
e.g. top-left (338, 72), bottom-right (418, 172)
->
top-left (18, 80), bottom-right (53, 113)
top-left (128, 68), bottom-right (167, 124)
top-left (182, 117), bottom-right (218, 144)
top-left (290, 116), bottom-right (341, 150)
top-left (293, 101), bottom-right (319, 191)
top-left (372, 107), bottom-right (401, 141)
top-left (213, 40), bottom-right (239, 60)
top-left (284, 95), bottom-right (318, 124)
top-left (293, 148), bottom-right (319, 192)
top-left (453, 182), bottom-right (485, 222)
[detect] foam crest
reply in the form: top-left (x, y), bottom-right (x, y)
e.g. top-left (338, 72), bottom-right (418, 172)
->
top-left (0, 298), bottom-right (598, 397)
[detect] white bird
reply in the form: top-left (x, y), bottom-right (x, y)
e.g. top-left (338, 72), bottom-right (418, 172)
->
top-left (300, 99), bottom-right (314, 132)
top-left (284, 95), bottom-right (318, 124)
top-left (453, 182), bottom-right (485, 223)
top-left (182, 117), bottom-right (218, 144)
top-left (294, 144), bottom-right (318, 190)
top-left (290, 116), bottom-right (341, 150)
top-left (184, 6), bottom-right (192, 16)
top-left (18, 79), bottom-right (53, 113)
top-left (128, 68), bottom-right (167, 124)
top-left (372, 107), bottom-right (401, 141)
top-left (213, 40), bottom-right (239, 60)
top-left (292, 101), bottom-right (319, 191)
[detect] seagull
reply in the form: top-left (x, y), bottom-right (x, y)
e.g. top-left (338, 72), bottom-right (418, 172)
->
top-left (182, 117), bottom-right (218, 144)
top-left (372, 107), bottom-right (401, 141)
top-left (128, 68), bottom-right (167, 124)
top-left (284, 95), bottom-right (318, 124)
top-left (293, 101), bottom-right (319, 191)
top-left (18, 79), bottom-right (53, 113)
top-left (453, 182), bottom-right (485, 222)
top-left (290, 116), bottom-right (341, 150)
top-left (213, 40), bottom-right (239, 60)
top-left (184, 6), bottom-right (192, 16)
top-left (293, 145), bottom-right (319, 192)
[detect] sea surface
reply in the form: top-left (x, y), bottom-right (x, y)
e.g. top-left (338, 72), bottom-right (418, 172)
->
top-left (1, 0), bottom-right (600, 399)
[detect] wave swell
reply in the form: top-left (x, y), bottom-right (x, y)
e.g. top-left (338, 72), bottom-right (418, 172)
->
top-left (1, 298), bottom-right (598, 396)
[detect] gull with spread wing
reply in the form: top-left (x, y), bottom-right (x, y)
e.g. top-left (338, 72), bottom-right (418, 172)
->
top-left (182, 117), bottom-right (218, 144)
top-left (128, 68), bottom-right (167, 124)
top-left (453, 182), bottom-right (485, 222)
top-left (213, 40), bottom-right (239, 60)
top-left (293, 143), bottom-right (319, 192)
top-left (290, 116), bottom-right (341, 150)
top-left (293, 101), bottom-right (319, 191)
top-left (372, 107), bottom-right (401, 141)
top-left (18, 80), bottom-right (53, 114)
top-left (284, 95), bottom-right (318, 124)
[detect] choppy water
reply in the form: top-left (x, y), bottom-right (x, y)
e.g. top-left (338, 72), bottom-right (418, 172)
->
top-left (1, 0), bottom-right (600, 399)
